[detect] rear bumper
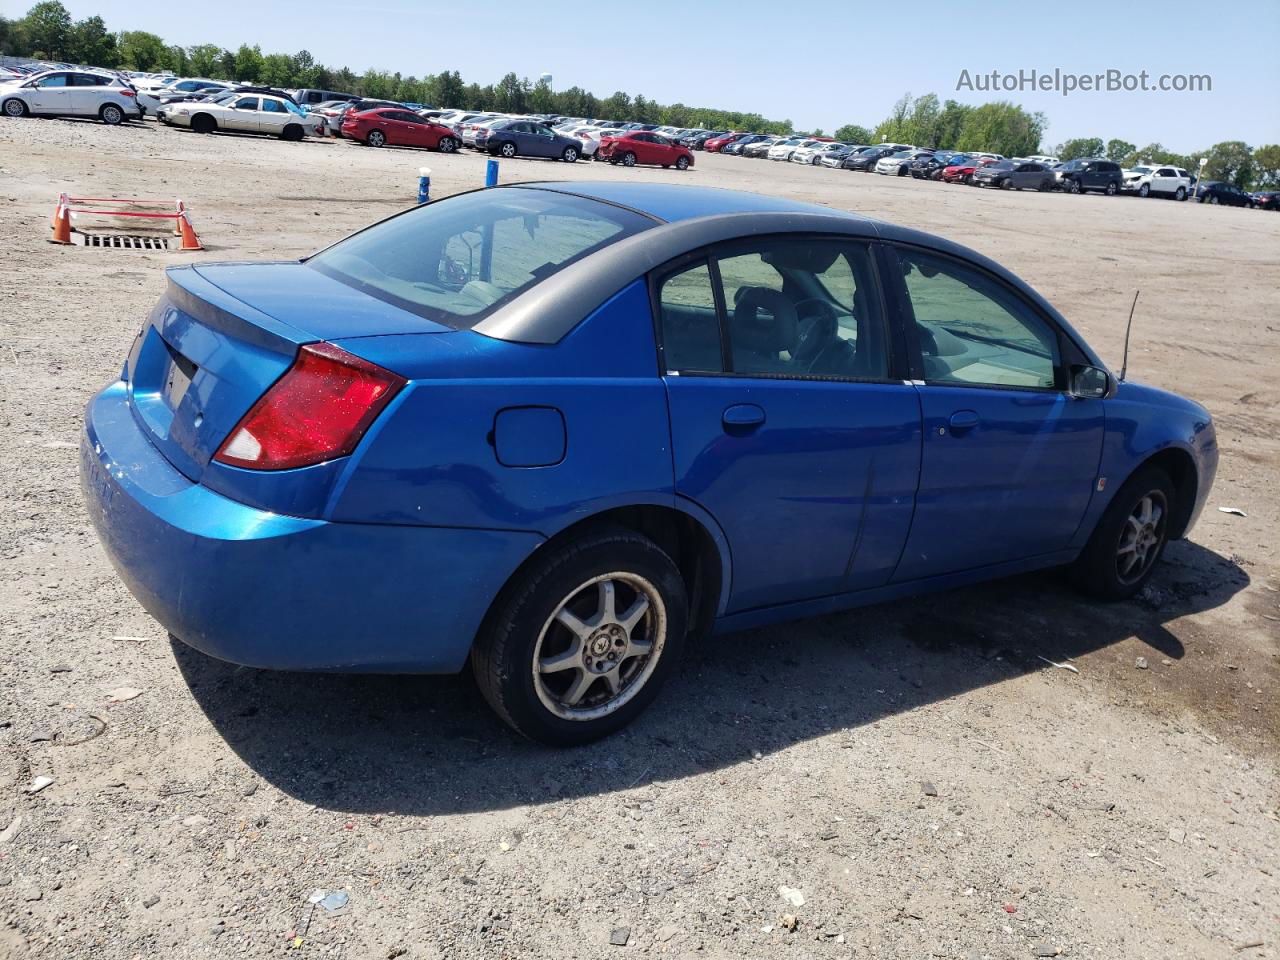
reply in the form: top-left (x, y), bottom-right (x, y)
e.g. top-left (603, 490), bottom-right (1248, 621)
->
top-left (81, 381), bottom-right (542, 673)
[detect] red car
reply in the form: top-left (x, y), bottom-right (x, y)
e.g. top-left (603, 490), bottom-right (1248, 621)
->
top-left (597, 131), bottom-right (694, 170)
top-left (941, 156), bottom-right (997, 184)
top-left (702, 131), bottom-right (748, 153)
top-left (341, 108), bottom-right (461, 152)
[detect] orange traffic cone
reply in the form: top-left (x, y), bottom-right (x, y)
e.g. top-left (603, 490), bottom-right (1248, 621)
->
top-left (177, 211), bottom-right (203, 251)
top-left (174, 200), bottom-right (185, 237)
top-left (50, 194), bottom-right (68, 229)
top-left (50, 204), bottom-right (72, 245)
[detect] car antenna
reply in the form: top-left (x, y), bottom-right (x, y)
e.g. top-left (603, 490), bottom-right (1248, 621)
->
top-left (1119, 289), bottom-right (1140, 381)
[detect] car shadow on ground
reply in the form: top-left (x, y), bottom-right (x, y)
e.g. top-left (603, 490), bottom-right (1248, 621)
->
top-left (173, 539), bottom-right (1248, 816)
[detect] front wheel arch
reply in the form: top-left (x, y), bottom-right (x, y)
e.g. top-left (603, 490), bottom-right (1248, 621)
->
top-left (1137, 448), bottom-right (1199, 539)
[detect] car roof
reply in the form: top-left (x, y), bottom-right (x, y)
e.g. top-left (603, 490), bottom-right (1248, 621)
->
top-left (519, 182), bottom-right (862, 224)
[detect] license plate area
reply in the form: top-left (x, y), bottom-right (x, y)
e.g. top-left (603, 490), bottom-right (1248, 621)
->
top-left (162, 344), bottom-right (197, 411)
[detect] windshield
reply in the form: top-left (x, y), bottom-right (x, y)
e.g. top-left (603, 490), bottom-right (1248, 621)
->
top-left (308, 188), bottom-right (653, 329)
top-left (988, 161), bottom-right (1015, 170)
top-left (1129, 166), bottom-right (1153, 174)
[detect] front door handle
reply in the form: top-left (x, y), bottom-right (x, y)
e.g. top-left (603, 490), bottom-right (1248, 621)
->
top-left (948, 410), bottom-right (980, 432)
top-left (723, 403), bottom-right (765, 431)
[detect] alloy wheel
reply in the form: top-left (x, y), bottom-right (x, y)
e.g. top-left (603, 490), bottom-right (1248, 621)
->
top-left (531, 573), bottom-right (666, 722)
top-left (1115, 490), bottom-right (1167, 585)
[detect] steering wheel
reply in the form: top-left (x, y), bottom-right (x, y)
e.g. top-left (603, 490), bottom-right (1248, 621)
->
top-left (438, 254), bottom-right (469, 289)
top-left (792, 299), bottom-right (840, 371)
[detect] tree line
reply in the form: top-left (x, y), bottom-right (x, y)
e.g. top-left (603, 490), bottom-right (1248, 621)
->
top-left (4, 2), bottom-right (1276, 189)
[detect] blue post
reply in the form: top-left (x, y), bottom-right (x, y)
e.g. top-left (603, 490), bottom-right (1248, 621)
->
top-left (417, 167), bottom-right (431, 205)
top-left (485, 158), bottom-right (499, 188)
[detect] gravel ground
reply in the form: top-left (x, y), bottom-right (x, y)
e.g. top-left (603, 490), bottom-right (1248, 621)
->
top-left (0, 116), bottom-right (1277, 960)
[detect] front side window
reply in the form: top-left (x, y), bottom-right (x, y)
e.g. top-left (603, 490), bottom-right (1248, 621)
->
top-left (37, 73), bottom-right (68, 88)
top-left (308, 187), bottom-right (653, 329)
top-left (234, 97), bottom-right (259, 110)
top-left (898, 250), bottom-right (1059, 389)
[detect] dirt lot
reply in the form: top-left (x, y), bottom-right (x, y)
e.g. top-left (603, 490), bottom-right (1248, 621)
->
top-left (0, 117), bottom-right (1277, 960)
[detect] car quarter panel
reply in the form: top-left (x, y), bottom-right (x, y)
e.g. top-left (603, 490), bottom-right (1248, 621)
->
top-left (82, 381), bottom-right (540, 673)
top-left (328, 280), bottom-right (676, 532)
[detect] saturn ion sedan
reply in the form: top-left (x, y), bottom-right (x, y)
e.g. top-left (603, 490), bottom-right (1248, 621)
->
top-left (81, 183), bottom-right (1217, 745)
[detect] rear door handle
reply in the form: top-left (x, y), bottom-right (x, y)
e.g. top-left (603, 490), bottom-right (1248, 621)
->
top-left (723, 403), bottom-right (765, 431)
top-left (948, 410), bottom-right (980, 432)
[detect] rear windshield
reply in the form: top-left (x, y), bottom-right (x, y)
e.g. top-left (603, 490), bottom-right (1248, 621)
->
top-left (307, 188), bottom-right (653, 329)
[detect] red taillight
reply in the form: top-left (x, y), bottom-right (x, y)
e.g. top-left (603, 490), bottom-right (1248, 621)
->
top-left (214, 342), bottom-right (405, 471)
top-left (119, 89), bottom-right (136, 97)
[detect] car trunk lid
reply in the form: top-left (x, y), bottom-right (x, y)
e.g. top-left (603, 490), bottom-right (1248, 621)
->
top-left (125, 262), bottom-right (447, 487)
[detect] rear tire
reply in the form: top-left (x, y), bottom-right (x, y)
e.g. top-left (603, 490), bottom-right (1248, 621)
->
top-left (1105, 181), bottom-right (1119, 196)
top-left (1071, 465), bottom-right (1175, 601)
top-left (281, 124), bottom-right (304, 141)
top-left (621, 151), bottom-right (637, 167)
top-left (471, 527), bottom-right (688, 745)
top-left (1175, 186), bottom-right (1186, 201)
top-left (499, 141), bottom-right (517, 158)
top-left (366, 129), bottom-right (386, 147)
top-left (99, 103), bottom-right (124, 126)
top-left (3, 97), bottom-right (28, 118)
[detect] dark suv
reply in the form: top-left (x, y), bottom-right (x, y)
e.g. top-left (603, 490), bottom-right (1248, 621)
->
top-left (1055, 158), bottom-right (1123, 195)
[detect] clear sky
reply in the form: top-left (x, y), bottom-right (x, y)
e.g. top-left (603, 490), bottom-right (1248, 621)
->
top-left (14, 0), bottom-right (1279, 151)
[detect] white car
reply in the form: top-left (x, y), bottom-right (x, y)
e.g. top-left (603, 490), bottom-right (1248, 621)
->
top-left (875, 149), bottom-right (932, 175)
top-left (167, 92), bottom-right (321, 140)
top-left (791, 142), bottom-right (843, 165)
top-left (137, 78), bottom-right (233, 115)
top-left (1, 69), bottom-right (141, 125)
top-left (1122, 164), bottom-right (1191, 200)
top-left (1025, 154), bottom-right (1059, 166)
top-left (767, 137), bottom-right (811, 161)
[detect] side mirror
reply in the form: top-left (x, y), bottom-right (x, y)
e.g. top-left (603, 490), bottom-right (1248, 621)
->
top-left (1070, 364), bottom-right (1114, 400)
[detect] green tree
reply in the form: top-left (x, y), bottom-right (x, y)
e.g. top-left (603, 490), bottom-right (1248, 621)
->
top-left (292, 49), bottom-right (317, 86)
top-left (954, 102), bottom-right (1045, 157)
top-left (873, 92), bottom-right (913, 143)
top-left (0, 16), bottom-right (20, 56)
top-left (1056, 137), bottom-right (1104, 161)
top-left (1201, 140), bottom-right (1254, 189)
top-left (360, 68), bottom-right (394, 98)
top-left (529, 77), bottom-right (555, 114)
top-left (259, 52), bottom-right (295, 86)
top-left (431, 70), bottom-right (465, 108)
top-left (118, 30), bottom-right (169, 71)
top-left (232, 43), bottom-right (263, 82)
top-left (20, 1), bottom-right (72, 59)
top-left (492, 72), bottom-right (526, 112)
top-left (933, 100), bottom-right (972, 149)
top-left (66, 15), bottom-right (117, 66)
top-left (1252, 144), bottom-right (1280, 189)
top-left (1105, 139), bottom-right (1135, 163)
top-left (834, 123), bottom-right (872, 143)
top-left (187, 44), bottom-right (224, 78)
top-left (904, 93), bottom-right (941, 146)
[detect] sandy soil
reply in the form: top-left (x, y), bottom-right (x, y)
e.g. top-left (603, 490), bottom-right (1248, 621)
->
top-left (0, 116), bottom-right (1277, 960)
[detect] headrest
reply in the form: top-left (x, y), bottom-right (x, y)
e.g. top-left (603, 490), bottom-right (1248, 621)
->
top-left (762, 244), bottom-right (840, 273)
top-left (732, 287), bottom-right (798, 355)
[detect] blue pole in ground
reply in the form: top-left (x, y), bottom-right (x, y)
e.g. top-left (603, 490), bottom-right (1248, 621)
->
top-left (485, 158), bottom-right (499, 188)
top-left (417, 167), bottom-right (431, 205)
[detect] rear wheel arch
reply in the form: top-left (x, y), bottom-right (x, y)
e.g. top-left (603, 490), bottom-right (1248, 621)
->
top-left (483, 503), bottom-right (728, 647)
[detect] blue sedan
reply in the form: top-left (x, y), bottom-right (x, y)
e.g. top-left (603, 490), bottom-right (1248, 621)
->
top-left (81, 183), bottom-right (1218, 744)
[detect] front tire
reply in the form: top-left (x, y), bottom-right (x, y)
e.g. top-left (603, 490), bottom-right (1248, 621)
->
top-left (437, 136), bottom-right (458, 153)
top-left (676, 155), bottom-right (690, 171)
top-left (561, 145), bottom-right (579, 163)
top-left (1072, 465), bottom-right (1175, 601)
top-left (3, 97), bottom-right (28, 118)
top-left (471, 527), bottom-right (688, 745)
top-left (1139, 183), bottom-right (1150, 198)
top-left (191, 113), bottom-right (216, 134)
top-left (99, 103), bottom-right (124, 126)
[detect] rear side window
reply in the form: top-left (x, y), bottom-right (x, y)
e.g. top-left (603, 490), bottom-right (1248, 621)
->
top-left (261, 99), bottom-right (286, 113)
top-left (309, 188), bottom-right (653, 329)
